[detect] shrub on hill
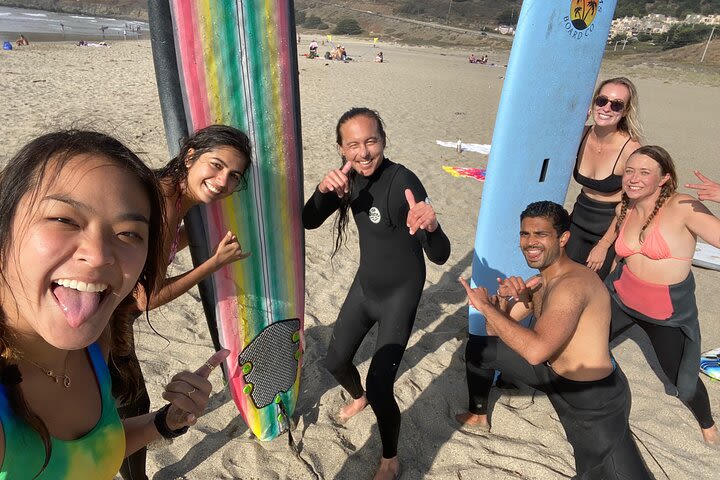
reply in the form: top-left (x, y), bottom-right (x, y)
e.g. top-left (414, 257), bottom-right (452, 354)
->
top-left (333, 18), bottom-right (362, 35)
top-left (304, 15), bottom-right (329, 30)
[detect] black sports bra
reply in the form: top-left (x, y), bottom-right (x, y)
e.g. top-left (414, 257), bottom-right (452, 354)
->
top-left (573, 127), bottom-right (630, 194)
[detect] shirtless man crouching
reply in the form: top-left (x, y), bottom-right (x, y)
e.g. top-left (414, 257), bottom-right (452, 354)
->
top-left (456, 201), bottom-right (653, 479)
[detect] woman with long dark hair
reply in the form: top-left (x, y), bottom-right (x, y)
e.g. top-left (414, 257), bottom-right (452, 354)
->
top-left (0, 130), bottom-right (227, 478)
top-left (111, 124), bottom-right (253, 480)
top-left (303, 108), bottom-right (451, 479)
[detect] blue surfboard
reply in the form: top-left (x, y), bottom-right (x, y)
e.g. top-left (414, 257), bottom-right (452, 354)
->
top-left (470, 0), bottom-right (617, 334)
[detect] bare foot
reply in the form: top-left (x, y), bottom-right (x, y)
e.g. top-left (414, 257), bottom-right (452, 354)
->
top-left (373, 456), bottom-right (400, 480)
top-left (337, 395), bottom-right (368, 423)
top-left (702, 424), bottom-right (719, 445)
top-left (455, 412), bottom-right (490, 431)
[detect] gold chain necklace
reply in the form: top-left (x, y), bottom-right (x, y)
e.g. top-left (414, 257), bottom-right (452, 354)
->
top-left (23, 353), bottom-right (71, 388)
top-left (591, 128), bottom-right (608, 154)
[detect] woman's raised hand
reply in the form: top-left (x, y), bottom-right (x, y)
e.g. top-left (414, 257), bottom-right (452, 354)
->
top-left (686, 170), bottom-right (720, 203)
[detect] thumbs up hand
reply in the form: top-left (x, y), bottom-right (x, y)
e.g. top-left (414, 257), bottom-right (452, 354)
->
top-left (405, 188), bottom-right (438, 235)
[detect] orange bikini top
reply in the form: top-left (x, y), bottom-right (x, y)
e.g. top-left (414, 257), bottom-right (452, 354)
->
top-left (614, 207), bottom-right (692, 261)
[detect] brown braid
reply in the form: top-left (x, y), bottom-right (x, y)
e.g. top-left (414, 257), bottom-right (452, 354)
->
top-left (638, 185), bottom-right (673, 244)
top-left (615, 192), bottom-right (631, 234)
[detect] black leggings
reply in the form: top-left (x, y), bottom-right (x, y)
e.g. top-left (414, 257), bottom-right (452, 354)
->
top-left (465, 335), bottom-right (653, 480)
top-left (110, 344), bottom-right (150, 480)
top-left (325, 278), bottom-right (418, 459)
top-left (611, 309), bottom-right (714, 429)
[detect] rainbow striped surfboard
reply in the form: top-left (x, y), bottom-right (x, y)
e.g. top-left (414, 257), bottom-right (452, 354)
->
top-left (149, 0), bottom-right (304, 441)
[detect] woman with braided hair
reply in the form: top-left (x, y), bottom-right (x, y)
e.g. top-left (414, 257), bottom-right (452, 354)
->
top-left (605, 145), bottom-right (720, 444)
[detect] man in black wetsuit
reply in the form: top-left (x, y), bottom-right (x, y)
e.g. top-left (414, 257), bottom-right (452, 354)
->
top-left (457, 201), bottom-right (653, 480)
top-left (303, 107), bottom-right (451, 480)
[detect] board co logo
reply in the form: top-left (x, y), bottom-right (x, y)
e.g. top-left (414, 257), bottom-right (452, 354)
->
top-left (563, 0), bottom-right (603, 39)
top-left (369, 207), bottom-right (381, 224)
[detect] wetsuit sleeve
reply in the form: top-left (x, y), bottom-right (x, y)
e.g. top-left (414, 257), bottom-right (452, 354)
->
top-left (302, 186), bottom-right (342, 229)
top-left (391, 167), bottom-right (451, 265)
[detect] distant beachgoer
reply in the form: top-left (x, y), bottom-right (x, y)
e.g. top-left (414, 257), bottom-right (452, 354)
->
top-left (15, 35), bottom-right (29, 47)
top-left (468, 53), bottom-right (478, 63)
top-left (309, 39), bottom-right (319, 59)
top-left (374, 51), bottom-right (384, 63)
top-left (329, 46), bottom-right (342, 61)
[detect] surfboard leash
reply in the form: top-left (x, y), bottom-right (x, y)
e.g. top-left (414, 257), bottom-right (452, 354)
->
top-left (278, 398), bottom-right (297, 451)
top-left (278, 398), bottom-right (321, 479)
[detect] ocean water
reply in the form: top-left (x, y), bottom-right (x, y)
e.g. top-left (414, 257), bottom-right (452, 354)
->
top-left (0, 5), bottom-right (148, 41)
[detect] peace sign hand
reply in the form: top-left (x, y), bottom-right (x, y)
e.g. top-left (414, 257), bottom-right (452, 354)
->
top-left (686, 170), bottom-right (720, 203)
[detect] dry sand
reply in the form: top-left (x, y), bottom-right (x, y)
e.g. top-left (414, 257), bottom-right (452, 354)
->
top-left (1, 38), bottom-right (719, 479)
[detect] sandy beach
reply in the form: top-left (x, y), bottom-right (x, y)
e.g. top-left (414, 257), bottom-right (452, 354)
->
top-left (1, 37), bottom-right (719, 479)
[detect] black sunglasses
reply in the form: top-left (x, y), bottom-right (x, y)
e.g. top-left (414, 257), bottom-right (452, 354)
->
top-left (594, 95), bottom-right (625, 113)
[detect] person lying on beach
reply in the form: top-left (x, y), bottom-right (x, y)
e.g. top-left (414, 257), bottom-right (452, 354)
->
top-left (110, 124), bottom-right (253, 480)
top-left (0, 130), bottom-right (229, 478)
top-left (302, 107), bottom-right (450, 480)
top-left (605, 146), bottom-right (720, 444)
top-left (456, 201), bottom-right (653, 479)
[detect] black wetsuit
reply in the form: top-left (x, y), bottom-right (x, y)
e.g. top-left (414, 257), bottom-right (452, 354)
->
top-left (465, 335), bottom-right (654, 479)
top-left (303, 158), bottom-right (450, 459)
